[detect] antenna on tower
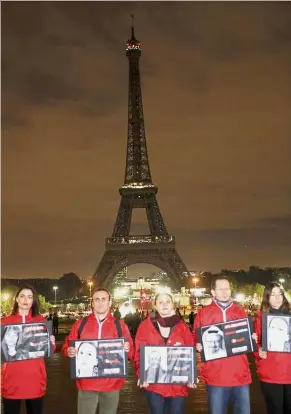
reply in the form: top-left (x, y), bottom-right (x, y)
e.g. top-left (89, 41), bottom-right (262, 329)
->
top-left (130, 13), bottom-right (135, 40)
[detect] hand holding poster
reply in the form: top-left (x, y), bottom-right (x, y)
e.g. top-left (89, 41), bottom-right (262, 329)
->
top-left (70, 338), bottom-right (128, 379)
top-left (197, 317), bottom-right (256, 362)
top-left (140, 345), bottom-right (197, 385)
top-left (262, 313), bottom-right (291, 353)
top-left (1, 321), bottom-right (53, 362)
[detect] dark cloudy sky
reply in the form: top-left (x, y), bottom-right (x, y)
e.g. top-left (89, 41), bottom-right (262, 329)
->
top-left (2, 2), bottom-right (291, 279)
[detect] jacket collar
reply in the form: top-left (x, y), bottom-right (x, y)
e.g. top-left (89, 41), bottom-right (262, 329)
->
top-left (89, 311), bottom-right (114, 323)
top-left (211, 299), bottom-right (233, 311)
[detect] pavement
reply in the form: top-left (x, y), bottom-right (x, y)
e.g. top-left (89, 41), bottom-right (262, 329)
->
top-left (19, 340), bottom-right (266, 414)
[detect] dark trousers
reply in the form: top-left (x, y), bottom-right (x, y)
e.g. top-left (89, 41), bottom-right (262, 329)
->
top-left (260, 381), bottom-right (291, 414)
top-left (145, 390), bottom-right (185, 414)
top-left (2, 397), bottom-right (44, 414)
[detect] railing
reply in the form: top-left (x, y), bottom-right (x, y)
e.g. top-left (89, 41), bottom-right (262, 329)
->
top-left (106, 235), bottom-right (174, 245)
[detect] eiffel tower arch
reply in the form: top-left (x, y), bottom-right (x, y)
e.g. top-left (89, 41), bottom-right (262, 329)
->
top-left (93, 22), bottom-right (190, 289)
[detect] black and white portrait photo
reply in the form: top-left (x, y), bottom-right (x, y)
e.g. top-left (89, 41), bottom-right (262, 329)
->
top-left (202, 326), bottom-right (227, 361)
top-left (70, 338), bottom-right (127, 379)
top-left (144, 347), bottom-right (168, 383)
top-left (140, 345), bottom-right (197, 385)
top-left (75, 341), bottom-right (98, 378)
top-left (262, 314), bottom-right (291, 353)
top-left (1, 322), bottom-right (52, 363)
top-left (1, 325), bottom-right (26, 362)
top-left (197, 318), bottom-right (256, 362)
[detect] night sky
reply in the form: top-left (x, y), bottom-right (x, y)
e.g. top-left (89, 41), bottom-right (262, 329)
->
top-left (2, 2), bottom-right (291, 279)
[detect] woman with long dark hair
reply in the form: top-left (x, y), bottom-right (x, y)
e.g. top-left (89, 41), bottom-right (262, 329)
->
top-left (1, 285), bottom-right (56, 414)
top-left (134, 293), bottom-right (196, 414)
top-left (254, 281), bottom-right (291, 414)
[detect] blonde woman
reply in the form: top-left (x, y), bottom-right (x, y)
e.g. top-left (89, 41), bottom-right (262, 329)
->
top-left (134, 293), bottom-right (196, 414)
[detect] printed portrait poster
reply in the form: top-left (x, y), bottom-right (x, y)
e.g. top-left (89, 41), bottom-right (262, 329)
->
top-left (1, 321), bottom-right (53, 363)
top-left (197, 318), bottom-right (256, 362)
top-left (262, 313), bottom-right (291, 353)
top-left (140, 345), bottom-right (197, 385)
top-left (70, 338), bottom-right (128, 379)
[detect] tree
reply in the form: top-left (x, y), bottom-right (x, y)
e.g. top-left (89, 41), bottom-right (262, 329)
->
top-left (1, 292), bottom-right (14, 315)
top-left (58, 273), bottom-right (82, 299)
top-left (253, 283), bottom-right (265, 300)
top-left (230, 280), bottom-right (239, 296)
top-left (38, 295), bottom-right (52, 313)
top-left (0, 286), bottom-right (18, 315)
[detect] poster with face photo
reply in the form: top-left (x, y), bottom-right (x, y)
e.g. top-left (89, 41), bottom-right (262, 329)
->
top-left (1, 321), bottom-right (53, 363)
top-left (139, 345), bottom-right (197, 385)
top-left (262, 313), bottom-right (291, 353)
top-left (70, 338), bottom-right (127, 379)
top-left (197, 317), bottom-right (256, 362)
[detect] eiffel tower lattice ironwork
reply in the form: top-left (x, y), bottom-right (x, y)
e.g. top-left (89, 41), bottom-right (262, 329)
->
top-left (93, 22), bottom-right (190, 289)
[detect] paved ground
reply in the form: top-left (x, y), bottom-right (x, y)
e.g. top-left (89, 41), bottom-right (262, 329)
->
top-left (17, 339), bottom-right (267, 414)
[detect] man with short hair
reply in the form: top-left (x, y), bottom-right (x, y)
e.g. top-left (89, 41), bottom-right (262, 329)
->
top-left (62, 288), bottom-right (134, 414)
top-left (203, 326), bottom-right (227, 360)
top-left (194, 275), bottom-right (252, 414)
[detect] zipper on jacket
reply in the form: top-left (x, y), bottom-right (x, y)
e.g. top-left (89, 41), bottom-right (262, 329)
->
top-left (96, 317), bottom-right (107, 339)
top-left (213, 301), bottom-right (233, 322)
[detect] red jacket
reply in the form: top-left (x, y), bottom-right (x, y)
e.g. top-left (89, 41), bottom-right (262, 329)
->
top-left (254, 312), bottom-right (291, 384)
top-left (134, 315), bottom-right (194, 397)
top-left (193, 301), bottom-right (252, 387)
top-left (1, 312), bottom-right (54, 399)
top-left (62, 312), bottom-right (134, 392)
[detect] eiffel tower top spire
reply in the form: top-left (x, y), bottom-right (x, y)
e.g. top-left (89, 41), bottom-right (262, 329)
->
top-left (123, 17), bottom-right (155, 190)
top-left (130, 14), bottom-right (136, 41)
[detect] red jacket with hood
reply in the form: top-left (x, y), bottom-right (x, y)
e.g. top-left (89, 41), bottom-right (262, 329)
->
top-left (1, 312), bottom-right (54, 399)
top-left (134, 313), bottom-right (194, 397)
top-left (193, 300), bottom-right (252, 387)
top-left (254, 311), bottom-right (291, 384)
top-left (62, 312), bottom-right (134, 392)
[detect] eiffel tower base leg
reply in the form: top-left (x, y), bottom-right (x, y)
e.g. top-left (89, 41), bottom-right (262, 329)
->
top-left (93, 246), bottom-right (188, 290)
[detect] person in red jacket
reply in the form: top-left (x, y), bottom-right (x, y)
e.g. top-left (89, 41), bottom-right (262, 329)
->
top-left (194, 275), bottom-right (252, 414)
top-left (254, 281), bottom-right (291, 414)
top-left (62, 288), bottom-right (134, 414)
top-left (134, 292), bottom-right (196, 414)
top-left (1, 285), bottom-right (56, 414)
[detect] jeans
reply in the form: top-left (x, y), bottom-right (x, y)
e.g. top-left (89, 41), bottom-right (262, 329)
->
top-left (146, 390), bottom-right (185, 414)
top-left (206, 384), bottom-right (250, 414)
top-left (260, 381), bottom-right (291, 414)
top-left (77, 389), bottom-right (120, 414)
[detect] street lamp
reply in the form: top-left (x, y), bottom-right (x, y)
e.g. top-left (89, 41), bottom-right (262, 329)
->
top-left (88, 281), bottom-right (93, 300)
top-left (2, 293), bottom-right (10, 301)
top-left (192, 277), bottom-right (199, 288)
top-left (53, 286), bottom-right (58, 305)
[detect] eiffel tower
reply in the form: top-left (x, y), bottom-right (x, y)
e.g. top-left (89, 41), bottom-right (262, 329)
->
top-left (93, 22), bottom-right (190, 289)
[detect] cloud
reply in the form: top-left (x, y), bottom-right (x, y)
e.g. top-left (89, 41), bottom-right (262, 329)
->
top-left (1, 2), bottom-right (291, 277)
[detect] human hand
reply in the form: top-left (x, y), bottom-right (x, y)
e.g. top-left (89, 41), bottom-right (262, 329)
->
top-left (188, 376), bottom-right (199, 388)
top-left (196, 343), bottom-right (203, 352)
top-left (123, 341), bottom-right (130, 353)
top-left (137, 379), bottom-right (149, 388)
top-left (258, 348), bottom-right (267, 359)
top-left (50, 335), bottom-right (56, 346)
top-left (252, 333), bottom-right (258, 343)
top-left (67, 346), bottom-right (76, 358)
